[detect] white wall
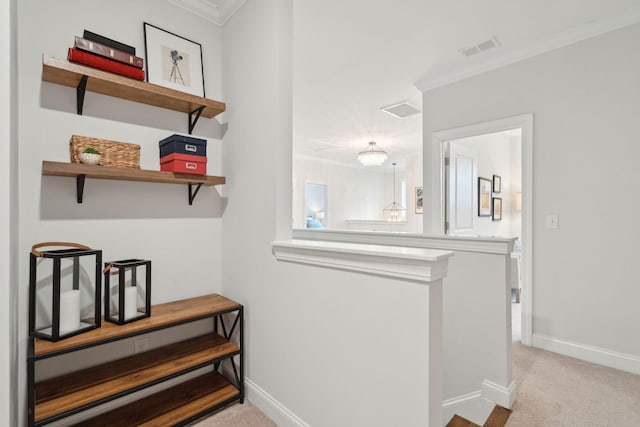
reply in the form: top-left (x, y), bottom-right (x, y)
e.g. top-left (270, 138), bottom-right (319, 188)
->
top-left (294, 229), bottom-right (515, 419)
top-left (424, 23), bottom-right (640, 371)
top-left (1, 0), bottom-right (18, 424)
top-left (450, 132), bottom-right (521, 238)
top-left (222, 1), bottom-right (435, 425)
top-left (293, 156), bottom-right (387, 228)
top-left (293, 155), bottom-right (422, 232)
top-left (17, 1), bottom-right (225, 424)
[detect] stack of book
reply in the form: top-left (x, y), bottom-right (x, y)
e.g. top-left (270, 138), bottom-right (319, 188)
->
top-left (67, 30), bottom-right (145, 81)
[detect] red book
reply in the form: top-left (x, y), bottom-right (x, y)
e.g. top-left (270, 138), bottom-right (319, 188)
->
top-left (67, 48), bottom-right (145, 81)
top-left (75, 36), bottom-right (144, 69)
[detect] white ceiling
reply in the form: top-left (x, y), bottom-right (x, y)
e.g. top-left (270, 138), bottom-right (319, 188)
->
top-left (292, 0), bottom-right (640, 169)
top-left (172, 1), bottom-right (640, 170)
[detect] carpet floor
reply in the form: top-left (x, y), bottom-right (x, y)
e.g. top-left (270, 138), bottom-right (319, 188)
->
top-left (506, 343), bottom-right (640, 426)
top-left (194, 343), bottom-right (640, 426)
top-left (191, 401), bottom-right (275, 427)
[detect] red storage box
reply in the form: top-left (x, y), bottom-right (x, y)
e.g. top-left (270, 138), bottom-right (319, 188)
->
top-left (160, 153), bottom-right (207, 175)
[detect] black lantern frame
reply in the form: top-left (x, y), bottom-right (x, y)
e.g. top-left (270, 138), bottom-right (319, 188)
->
top-left (104, 259), bottom-right (151, 325)
top-left (29, 242), bottom-right (102, 342)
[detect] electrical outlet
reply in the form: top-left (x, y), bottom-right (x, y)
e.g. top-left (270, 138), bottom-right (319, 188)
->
top-left (134, 338), bottom-right (148, 354)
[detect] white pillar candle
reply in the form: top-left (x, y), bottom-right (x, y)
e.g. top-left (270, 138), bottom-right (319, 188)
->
top-left (59, 289), bottom-right (80, 334)
top-left (124, 286), bottom-right (138, 320)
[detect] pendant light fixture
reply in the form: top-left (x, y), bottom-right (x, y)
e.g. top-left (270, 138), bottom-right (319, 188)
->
top-left (383, 162), bottom-right (406, 221)
top-left (358, 141), bottom-right (387, 166)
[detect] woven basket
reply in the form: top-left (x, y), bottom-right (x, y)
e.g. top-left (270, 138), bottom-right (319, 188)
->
top-left (70, 135), bottom-right (140, 168)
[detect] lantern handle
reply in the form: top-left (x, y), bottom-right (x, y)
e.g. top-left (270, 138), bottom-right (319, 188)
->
top-left (31, 242), bottom-right (91, 257)
top-left (103, 264), bottom-right (113, 274)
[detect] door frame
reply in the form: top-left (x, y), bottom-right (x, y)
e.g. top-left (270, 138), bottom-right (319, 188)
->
top-left (432, 114), bottom-right (533, 345)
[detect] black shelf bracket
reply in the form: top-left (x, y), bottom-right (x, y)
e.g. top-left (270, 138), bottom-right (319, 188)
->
top-left (76, 174), bottom-right (86, 203)
top-left (188, 183), bottom-right (202, 205)
top-left (188, 106), bottom-right (206, 135)
top-left (77, 75), bottom-right (88, 115)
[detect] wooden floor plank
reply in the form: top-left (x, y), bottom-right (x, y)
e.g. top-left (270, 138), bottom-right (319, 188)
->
top-left (446, 405), bottom-right (512, 427)
top-left (75, 372), bottom-right (239, 427)
top-left (484, 405), bottom-right (512, 427)
top-left (447, 414), bottom-right (481, 427)
top-left (35, 333), bottom-right (238, 422)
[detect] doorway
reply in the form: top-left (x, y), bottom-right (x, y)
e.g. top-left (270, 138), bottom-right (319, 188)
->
top-left (444, 129), bottom-right (523, 341)
top-left (304, 182), bottom-right (328, 228)
top-left (433, 114), bottom-right (533, 345)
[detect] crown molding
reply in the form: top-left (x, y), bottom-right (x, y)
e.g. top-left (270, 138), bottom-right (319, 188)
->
top-left (168, 0), bottom-right (247, 26)
top-left (416, 10), bottom-right (640, 92)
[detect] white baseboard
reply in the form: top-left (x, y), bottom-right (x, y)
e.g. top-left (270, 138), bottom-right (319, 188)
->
top-left (442, 390), bottom-right (482, 408)
top-left (442, 379), bottom-right (516, 426)
top-left (245, 378), bottom-right (310, 427)
top-left (482, 380), bottom-right (516, 409)
top-left (532, 334), bottom-right (640, 375)
top-left (442, 390), bottom-right (486, 426)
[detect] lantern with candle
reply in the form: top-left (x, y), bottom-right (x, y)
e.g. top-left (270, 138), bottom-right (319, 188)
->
top-left (29, 242), bottom-right (102, 342)
top-left (104, 259), bottom-right (151, 325)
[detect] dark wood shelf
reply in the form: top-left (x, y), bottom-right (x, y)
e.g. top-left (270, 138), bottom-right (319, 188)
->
top-left (41, 161), bottom-right (225, 205)
top-left (35, 334), bottom-right (239, 423)
top-left (42, 55), bottom-right (225, 119)
top-left (34, 294), bottom-right (241, 359)
top-left (75, 371), bottom-right (240, 427)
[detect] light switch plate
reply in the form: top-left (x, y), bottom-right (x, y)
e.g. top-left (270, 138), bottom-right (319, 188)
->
top-left (546, 214), bottom-right (559, 229)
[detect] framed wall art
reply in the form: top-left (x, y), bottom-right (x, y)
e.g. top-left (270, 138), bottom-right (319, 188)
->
top-left (492, 197), bottom-right (502, 221)
top-left (493, 174), bottom-right (502, 193)
top-left (478, 177), bottom-right (492, 217)
top-left (143, 23), bottom-right (205, 97)
top-left (415, 187), bottom-right (424, 214)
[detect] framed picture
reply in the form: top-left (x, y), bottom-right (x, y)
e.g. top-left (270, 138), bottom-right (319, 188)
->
top-left (143, 23), bottom-right (205, 97)
top-left (478, 177), bottom-right (492, 217)
top-left (415, 187), bottom-right (424, 214)
top-left (493, 174), bottom-right (502, 193)
top-left (492, 197), bottom-right (503, 221)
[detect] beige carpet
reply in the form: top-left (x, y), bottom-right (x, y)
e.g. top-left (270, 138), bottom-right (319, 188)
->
top-left (507, 343), bottom-right (640, 426)
top-left (193, 344), bottom-right (640, 426)
top-left (191, 401), bottom-right (275, 427)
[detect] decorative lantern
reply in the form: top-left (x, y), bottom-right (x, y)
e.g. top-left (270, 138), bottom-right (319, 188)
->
top-left (104, 259), bottom-right (151, 325)
top-left (29, 242), bottom-right (102, 342)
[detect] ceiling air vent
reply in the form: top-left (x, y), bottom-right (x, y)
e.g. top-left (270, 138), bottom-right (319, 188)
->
top-left (381, 102), bottom-right (421, 119)
top-left (459, 36), bottom-right (501, 57)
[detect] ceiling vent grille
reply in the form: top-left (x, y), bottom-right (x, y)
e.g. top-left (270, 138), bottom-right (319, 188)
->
top-left (381, 102), bottom-right (421, 119)
top-left (459, 36), bottom-right (501, 57)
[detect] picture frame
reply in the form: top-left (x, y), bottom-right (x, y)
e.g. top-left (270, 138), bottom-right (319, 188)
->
top-left (143, 23), bottom-right (206, 97)
top-left (493, 174), bottom-right (502, 193)
top-left (492, 197), bottom-right (502, 221)
top-left (415, 187), bottom-right (424, 214)
top-left (478, 177), bottom-right (492, 217)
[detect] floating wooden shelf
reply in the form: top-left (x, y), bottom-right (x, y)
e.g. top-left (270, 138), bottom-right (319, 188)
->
top-left (42, 55), bottom-right (225, 133)
top-left (76, 372), bottom-right (240, 427)
top-left (41, 161), bottom-right (226, 205)
top-left (28, 294), bottom-right (244, 426)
